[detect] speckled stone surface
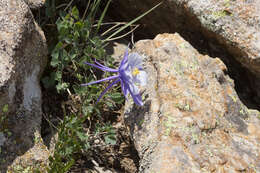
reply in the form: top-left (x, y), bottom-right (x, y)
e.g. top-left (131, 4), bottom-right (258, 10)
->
top-left (110, 0), bottom-right (260, 99)
top-left (0, 0), bottom-right (48, 172)
top-left (23, 0), bottom-right (45, 9)
top-left (124, 33), bottom-right (260, 173)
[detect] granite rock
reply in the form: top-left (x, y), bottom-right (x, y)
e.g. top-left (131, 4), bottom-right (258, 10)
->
top-left (23, 0), bottom-right (45, 9)
top-left (0, 0), bottom-right (48, 171)
top-left (124, 33), bottom-right (260, 173)
top-left (110, 0), bottom-right (260, 100)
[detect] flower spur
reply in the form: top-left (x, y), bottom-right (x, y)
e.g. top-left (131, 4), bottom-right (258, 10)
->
top-left (81, 49), bottom-right (147, 106)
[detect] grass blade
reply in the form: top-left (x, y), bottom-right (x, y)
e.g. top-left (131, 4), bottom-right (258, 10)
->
top-left (96, 0), bottom-right (112, 33)
top-left (104, 2), bottom-right (162, 42)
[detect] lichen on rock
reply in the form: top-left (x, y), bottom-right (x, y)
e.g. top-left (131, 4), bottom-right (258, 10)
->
top-left (0, 0), bottom-right (48, 171)
top-left (124, 33), bottom-right (260, 172)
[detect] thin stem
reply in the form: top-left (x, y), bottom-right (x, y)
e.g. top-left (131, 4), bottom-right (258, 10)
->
top-left (105, 24), bottom-right (139, 42)
top-left (82, 0), bottom-right (91, 20)
top-left (64, 0), bottom-right (74, 11)
top-left (101, 23), bottom-right (121, 36)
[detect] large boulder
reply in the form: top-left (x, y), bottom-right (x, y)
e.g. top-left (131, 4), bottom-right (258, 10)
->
top-left (124, 33), bottom-right (260, 172)
top-left (0, 0), bottom-right (48, 172)
top-left (110, 0), bottom-right (260, 101)
top-left (23, 0), bottom-right (45, 9)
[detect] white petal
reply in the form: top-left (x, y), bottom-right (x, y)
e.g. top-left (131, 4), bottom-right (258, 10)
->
top-left (134, 70), bottom-right (147, 86)
top-left (128, 53), bottom-right (143, 69)
top-left (129, 82), bottom-right (140, 95)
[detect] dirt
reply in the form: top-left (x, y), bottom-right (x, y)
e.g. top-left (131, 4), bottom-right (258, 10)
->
top-left (41, 85), bottom-right (139, 173)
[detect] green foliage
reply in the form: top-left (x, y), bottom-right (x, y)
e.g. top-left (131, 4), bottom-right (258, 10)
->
top-left (48, 114), bottom-right (118, 172)
top-left (96, 123), bottom-right (117, 145)
top-left (48, 115), bottom-right (89, 172)
top-left (42, 2), bottom-right (122, 111)
top-left (41, 0), bottom-right (161, 172)
top-left (43, 1), bottom-right (122, 172)
top-left (2, 104), bottom-right (8, 113)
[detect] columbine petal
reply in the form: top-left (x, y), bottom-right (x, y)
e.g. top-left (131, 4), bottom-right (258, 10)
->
top-left (94, 59), bottom-right (118, 72)
top-left (120, 79), bottom-right (129, 98)
top-left (120, 48), bottom-right (129, 68)
top-left (82, 47), bottom-right (146, 106)
top-left (84, 62), bottom-right (118, 72)
top-left (133, 70), bottom-right (147, 86)
top-left (129, 88), bottom-right (143, 106)
top-left (128, 53), bottom-right (143, 69)
top-left (96, 79), bottom-right (120, 102)
top-left (128, 82), bottom-right (140, 95)
top-left (81, 75), bottom-right (119, 86)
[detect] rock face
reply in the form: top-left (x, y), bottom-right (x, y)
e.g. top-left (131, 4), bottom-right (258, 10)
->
top-left (23, 0), bottom-right (45, 9)
top-left (110, 0), bottom-right (260, 100)
top-left (124, 33), bottom-right (260, 172)
top-left (0, 0), bottom-right (48, 172)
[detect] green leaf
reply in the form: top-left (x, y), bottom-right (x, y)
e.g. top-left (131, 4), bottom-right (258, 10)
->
top-left (2, 104), bottom-right (8, 113)
top-left (105, 134), bottom-right (116, 145)
top-left (84, 143), bottom-right (90, 151)
top-left (75, 21), bottom-right (83, 31)
top-left (105, 102), bottom-right (113, 108)
top-left (71, 6), bottom-right (79, 20)
top-left (51, 49), bottom-right (59, 59)
top-left (65, 146), bottom-right (73, 155)
top-left (50, 58), bottom-right (60, 67)
top-left (55, 71), bottom-right (62, 81)
top-left (63, 159), bottom-right (75, 172)
top-left (76, 131), bottom-right (88, 141)
top-left (109, 92), bottom-right (124, 103)
top-left (83, 105), bottom-right (94, 115)
top-left (50, 43), bottom-right (63, 67)
top-left (56, 82), bottom-right (69, 92)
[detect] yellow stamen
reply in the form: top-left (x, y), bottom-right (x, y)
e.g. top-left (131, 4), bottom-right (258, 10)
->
top-left (132, 68), bottom-right (140, 76)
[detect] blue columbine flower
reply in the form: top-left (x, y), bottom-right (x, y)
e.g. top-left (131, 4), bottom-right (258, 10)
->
top-left (81, 49), bottom-right (147, 106)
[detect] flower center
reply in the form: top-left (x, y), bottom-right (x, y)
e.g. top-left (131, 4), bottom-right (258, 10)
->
top-left (132, 68), bottom-right (140, 76)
